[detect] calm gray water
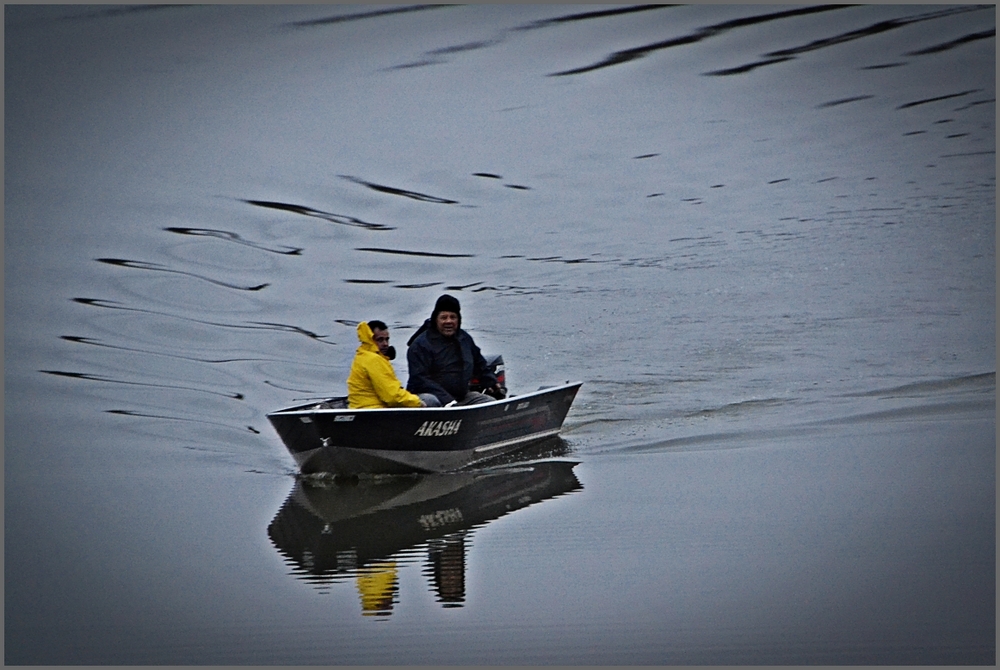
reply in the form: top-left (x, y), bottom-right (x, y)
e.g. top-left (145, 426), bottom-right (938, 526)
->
top-left (5, 4), bottom-right (995, 664)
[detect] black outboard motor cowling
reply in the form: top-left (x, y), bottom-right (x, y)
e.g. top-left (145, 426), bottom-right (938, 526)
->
top-left (470, 354), bottom-right (505, 396)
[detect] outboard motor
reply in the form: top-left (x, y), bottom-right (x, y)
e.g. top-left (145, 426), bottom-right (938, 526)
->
top-left (470, 354), bottom-right (506, 397)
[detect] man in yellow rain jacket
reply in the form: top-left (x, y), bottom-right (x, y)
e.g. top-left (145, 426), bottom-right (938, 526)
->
top-left (347, 321), bottom-right (426, 409)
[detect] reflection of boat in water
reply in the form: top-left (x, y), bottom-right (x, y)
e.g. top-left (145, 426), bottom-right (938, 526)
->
top-left (267, 452), bottom-right (582, 615)
top-left (266, 381), bottom-right (582, 476)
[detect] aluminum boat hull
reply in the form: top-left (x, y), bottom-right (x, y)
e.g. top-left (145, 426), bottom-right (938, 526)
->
top-left (267, 381), bottom-right (582, 475)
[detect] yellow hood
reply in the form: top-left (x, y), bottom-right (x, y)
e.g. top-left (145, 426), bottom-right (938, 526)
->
top-left (356, 321), bottom-right (381, 355)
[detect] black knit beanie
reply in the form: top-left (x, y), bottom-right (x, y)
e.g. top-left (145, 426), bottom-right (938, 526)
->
top-left (431, 294), bottom-right (461, 329)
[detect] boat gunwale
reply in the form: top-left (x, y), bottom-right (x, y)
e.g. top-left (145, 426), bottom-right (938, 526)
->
top-left (267, 380), bottom-right (583, 417)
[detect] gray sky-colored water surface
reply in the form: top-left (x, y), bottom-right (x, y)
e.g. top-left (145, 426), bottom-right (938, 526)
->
top-left (5, 4), bottom-right (995, 664)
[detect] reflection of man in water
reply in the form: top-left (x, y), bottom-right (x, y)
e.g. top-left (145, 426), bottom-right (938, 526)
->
top-left (355, 562), bottom-right (399, 617)
top-left (427, 533), bottom-right (467, 607)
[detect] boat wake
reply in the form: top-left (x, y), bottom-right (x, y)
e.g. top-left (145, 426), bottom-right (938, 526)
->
top-left (567, 371), bottom-right (995, 457)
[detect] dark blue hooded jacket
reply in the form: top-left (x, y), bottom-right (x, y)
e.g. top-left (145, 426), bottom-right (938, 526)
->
top-left (405, 319), bottom-right (497, 405)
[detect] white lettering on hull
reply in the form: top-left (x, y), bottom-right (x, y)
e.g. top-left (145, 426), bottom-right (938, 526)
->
top-left (414, 419), bottom-right (462, 437)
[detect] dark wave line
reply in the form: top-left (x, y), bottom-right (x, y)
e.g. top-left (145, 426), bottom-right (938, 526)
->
top-left (394, 282), bottom-right (442, 289)
top-left (59, 335), bottom-right (319, 366)
top-left (106, 408), bottom-right (259, 433)
top-left (527, 255), bottom-right (609, 265)
top-left (264, 380), bottom-right (328, 394)
top-left (669, 236), bottom-right (713, 243)
top-left (704, 56), bottom-right (794, 76)
top-left (468, 284), bottom-right (561, 295)
top-left (765, 6), bottom-right (985, 59)
top-left (383, 58), bottom-right (445, 71)
top-left (243, 199), bottom-right (394, 231)
top-left (839, 371), bottom-right (995, 398)
top-left (59, 4), bottom-right (188, 21)
top-left (428, 39), bottom-right (503, 55)
top-left (355, 247), bottom-right (474, 258)
top-left (41, 369), bottom-right (245, 400)
top-left (549, 5), bottom-right (846, 76)
top-left (940, 150), bottom-right (996, 158)
top-left (708, 6), bottom-right (988, 76)
top-left (954, 98), bottom-right (995, 111)
top-left (860, 62), bottom-right (907, 70)
top-left (897, 89), bottom-right (981, 109)
top-left (71, 298), bottom-right (335, 344)
top-left (165, 227), bottom-right (302, 255)
top-left (817, 95), bottom-right (874, 109)
top-left (907, 27), bottom-right (995, 55)
top-left (96, 257), bottom-right (269, 291)
top-left (513, 4), bottom-right (677, 31)
top-left (344, 278), bottom-right (394, 284)
top-left (396, 6), bottom-right (677, 71)
top-left (244, 321), bottom-right (337, 341)
top-left (340, 175), bottom-right (458, 204)
top-left (810, 399), bottom-right (996, 428)
top-left (473, 172), bottom-right (503, 179)
top-left (286, 4), bottom-right (452, 28)
top-left (685, 397), bottom-right (787, 418)
top-left (445, 281), bottom-right (484, 291)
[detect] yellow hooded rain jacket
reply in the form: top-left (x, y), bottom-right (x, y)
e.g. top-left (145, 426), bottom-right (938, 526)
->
top-left (347, 322), bottom-right (423, 409)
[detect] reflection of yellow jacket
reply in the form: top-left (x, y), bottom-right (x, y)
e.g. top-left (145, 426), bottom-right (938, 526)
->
top-left (356, 562), bottom-right (398, 616)
top-left (347, 322), bottom-right (423, 409)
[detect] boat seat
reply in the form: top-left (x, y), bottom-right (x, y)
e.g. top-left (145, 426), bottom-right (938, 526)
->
top-left (314, 397), bottom-right (348, 410)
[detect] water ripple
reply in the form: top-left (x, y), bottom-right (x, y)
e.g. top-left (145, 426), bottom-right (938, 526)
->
top-left (839, 371), bottom-right (995, 399)
top-left (340, 175), bottom-right (459, 204)
top-left (906, 27), bottom-right (996, 56)
top-left (765, 6), bottom-right (985, 59)
top-left (817, 95), bottom-right (875, 109)
top-left (41, 369), bottom-right (245, 400)
top-left (512, 5), bottom-right (675, 32)
top-left (165, 227), bottom-right (302, 256)
top-left (105, 408), bottom-right (259, 435)
top-left (897, 89), bottom-right (983, 110)
top-left (59, 335), bottom-right (316, 366)
top-left (285, 5), bottom-right (451, 28)
top-left (550, 5), bottom-right (846, 76)
top-left (96, 258), bottom-right (270, 291)
top-left (355, 247), bottom-right (474, 258)
top-left (71, 298), bottom-right (335, 344)
top-left (707, 6), bottom-right (990, 76)
top-left (243, 200), bottom-right (394, 231)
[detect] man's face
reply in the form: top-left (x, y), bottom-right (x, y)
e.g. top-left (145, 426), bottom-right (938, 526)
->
top-left (371, 328), bottom-right (391, 356)
top-left (435, 311), bottom-right (459, 337)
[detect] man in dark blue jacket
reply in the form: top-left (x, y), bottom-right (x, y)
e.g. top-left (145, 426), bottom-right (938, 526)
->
top-left (406, 294), bottom-right (505, 407)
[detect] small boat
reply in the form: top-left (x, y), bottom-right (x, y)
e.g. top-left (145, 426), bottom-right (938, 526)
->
top-left (267, 380), bottom-right (582, 476)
